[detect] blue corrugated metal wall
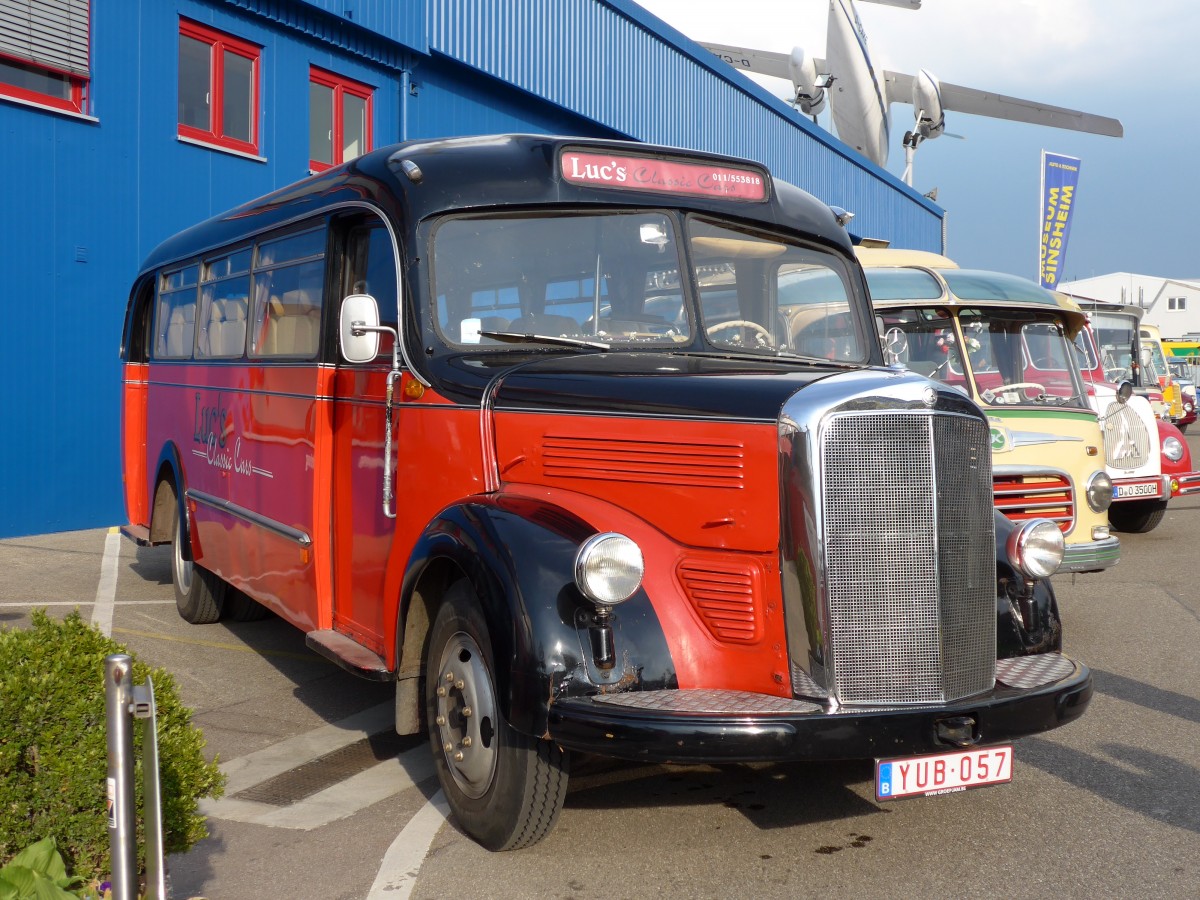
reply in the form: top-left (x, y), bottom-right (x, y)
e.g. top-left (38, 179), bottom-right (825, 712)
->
top-left (0, 0), bottom-right (942, 538)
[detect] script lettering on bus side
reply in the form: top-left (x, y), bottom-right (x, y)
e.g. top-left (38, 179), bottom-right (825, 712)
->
top-left (191, 393), bottom-right (273, 478)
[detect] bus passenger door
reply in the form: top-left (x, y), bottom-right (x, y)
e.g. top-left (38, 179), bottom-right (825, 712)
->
top-left (330, 220), bottom-right (399, 655)
top-left (121, 281), bottom-right (154, 530)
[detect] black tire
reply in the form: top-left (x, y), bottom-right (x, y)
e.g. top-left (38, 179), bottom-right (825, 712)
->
top-left (1178, 423), bottom-right (1189, 434)
top-left (425, 580), bottom-right (569, 851)
top-left (165, 483), bottom-right (226, 624)
top-left (224, 589), bottom-right (271, 622)
top-left (1107, 499), bottom-right (1168, 534)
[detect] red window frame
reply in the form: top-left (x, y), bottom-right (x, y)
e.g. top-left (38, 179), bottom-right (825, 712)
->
top-left (178, 19), bottom-right (260, 156)
top-left (0, 51), bottom-right (88, 115)
top-left (308, 66), bottom-right (373, 173)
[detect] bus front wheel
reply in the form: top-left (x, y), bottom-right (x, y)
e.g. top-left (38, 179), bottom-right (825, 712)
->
top-left (1107, 499), bottom-right (1168, 534)
top-left (165, 485), bottom-right (226, 624)
top-left (424, 580), bottom-right (569, 850)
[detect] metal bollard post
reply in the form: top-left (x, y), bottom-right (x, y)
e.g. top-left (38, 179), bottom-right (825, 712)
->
top-left (104, 654), bottom-right (137, 900)
top-left (133, 677), bottom-right (167, 900)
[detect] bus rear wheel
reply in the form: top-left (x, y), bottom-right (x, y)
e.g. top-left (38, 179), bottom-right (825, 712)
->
top-left (1107, 499), bottom-right (1168, 534)
top-left (425, 581), bottom-right (569, 850)
top-left (224, 589), bottom-right (271, 622)
top-left (166, 486), bottom-right (226, 624)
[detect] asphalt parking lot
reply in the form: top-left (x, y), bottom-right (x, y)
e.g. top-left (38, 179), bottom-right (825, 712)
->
top-left (2, 446), bottom-right (1198, 899)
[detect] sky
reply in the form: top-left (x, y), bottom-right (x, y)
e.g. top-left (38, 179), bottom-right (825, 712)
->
top-left (634, 0), bottom-right (1198, 282)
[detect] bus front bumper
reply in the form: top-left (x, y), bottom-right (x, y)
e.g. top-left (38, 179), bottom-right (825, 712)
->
top-left (1058, 535), bottom-right (1120, 574)
top-left (546, 655), bottom-right (1092, 764)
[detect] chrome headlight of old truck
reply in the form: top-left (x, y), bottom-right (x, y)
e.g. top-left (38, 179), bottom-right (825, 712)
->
top-left (575, 533), bottom-right (644, 606)
top-left (1006, 519), bottom-right (1065, 580)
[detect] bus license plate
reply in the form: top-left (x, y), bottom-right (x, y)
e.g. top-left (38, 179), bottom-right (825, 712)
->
top-left (1115, 481), bottom-right (1160, 499)
top-left (875, 746), bottom-right (1013, 801)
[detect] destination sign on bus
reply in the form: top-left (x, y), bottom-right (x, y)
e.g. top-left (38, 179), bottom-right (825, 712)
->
top-left (560, 150), bottom-right (768, 201)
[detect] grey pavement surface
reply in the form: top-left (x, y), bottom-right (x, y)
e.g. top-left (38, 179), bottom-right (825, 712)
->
top-left (2, 440), bottom-right (1198, 899)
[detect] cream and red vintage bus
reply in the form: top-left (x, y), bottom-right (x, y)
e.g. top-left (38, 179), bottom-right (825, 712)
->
top-left (121, 135), bottom-right (1091, 849)
top-left (858, 248), bottom-right (1119, 574)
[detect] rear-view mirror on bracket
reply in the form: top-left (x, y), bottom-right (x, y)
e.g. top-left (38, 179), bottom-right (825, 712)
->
top-left (339, 294), bottom-right (382, 363)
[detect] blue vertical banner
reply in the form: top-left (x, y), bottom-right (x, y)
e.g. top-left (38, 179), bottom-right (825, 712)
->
top-left (1038, 151), bottom-right (1082, 288)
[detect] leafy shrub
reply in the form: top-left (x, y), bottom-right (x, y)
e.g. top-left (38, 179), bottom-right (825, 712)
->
top-left (0, 611), bottom-right (224, 882)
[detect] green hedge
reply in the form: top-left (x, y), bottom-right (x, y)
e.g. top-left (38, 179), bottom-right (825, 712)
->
top-left (0, 611), bottom-right (224, 882)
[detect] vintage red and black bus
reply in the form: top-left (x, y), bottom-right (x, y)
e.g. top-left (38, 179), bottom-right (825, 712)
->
top-left (121, 134), bottom-right (1091, 849)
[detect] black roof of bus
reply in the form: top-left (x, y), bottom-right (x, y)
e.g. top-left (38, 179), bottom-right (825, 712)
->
top-left (136, 134), bottom-right (853, 277)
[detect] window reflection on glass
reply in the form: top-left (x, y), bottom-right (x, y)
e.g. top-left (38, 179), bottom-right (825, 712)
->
top-left (222, 50), bottom-right (253, 143)
top-left (1090, 313), bottom-right (1138, 383)
top-left (432, 213), bottom-right (689, 348)
top-left (343, 92), bottom-right (365, 160)
top-left (154, 266), bottom-right (200, 359)
top-left (958, 311), bottom-right (1086, 408)
top-left (875, 307), bottom-right (958, 378)
top-left (0, 57), bottom-right (73, 101)
top-left (687, 218), bottom-right (863, 360)
top-left (178, 35), bottom-right (210, 130)
top-left (197, 276), bottom-right (250, 358)
top-left (309, 81), bottom-right (333, 165)
top-left (1073, 328), bottom-right (1099, 371)
top-left (309, 68), bottom-right (372, 171)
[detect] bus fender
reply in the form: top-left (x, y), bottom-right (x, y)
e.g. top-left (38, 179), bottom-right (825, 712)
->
top-left (149, 442), bottom-right (188, 545)
top-left (397, 495), bottom-right (675, 739)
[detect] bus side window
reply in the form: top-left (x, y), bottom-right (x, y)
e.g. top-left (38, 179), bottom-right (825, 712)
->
top-left (197, 249), bottom-right (252, 359)
top-left (346, 223), bottom-right (398, 359)
top-left (153, 265), bottom-right (199, 359)
top-left (251, 227), bottom-right (327, 359)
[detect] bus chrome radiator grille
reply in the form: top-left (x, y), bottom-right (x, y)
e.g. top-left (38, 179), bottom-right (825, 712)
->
top-left (821, 412), bottom-right (995, 706)
top-left (1102, 401), bottom-right (1151, 469)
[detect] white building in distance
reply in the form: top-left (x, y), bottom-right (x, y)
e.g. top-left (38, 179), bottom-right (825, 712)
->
top-left (1060, 273), bottom-right (1200, 339)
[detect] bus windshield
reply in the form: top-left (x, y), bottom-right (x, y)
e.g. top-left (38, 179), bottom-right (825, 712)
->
top-left (430, 211), bottom-right (867, 361)
top-left (877, 306), bottom-right (1089, 409)
top-left (1090, 312), bottom-right (1139, 382)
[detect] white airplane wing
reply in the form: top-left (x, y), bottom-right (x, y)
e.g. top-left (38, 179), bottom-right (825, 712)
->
top-left (883, 70), bottom-right (1124, 138)
top-left (699, 43), bottom-right (823, 81)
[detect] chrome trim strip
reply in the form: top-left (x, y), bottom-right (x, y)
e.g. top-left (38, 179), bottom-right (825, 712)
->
top-left (480, 373), bottom-right (504, 493)
top-left (1009, 430), bottom-right (1083, 447)
top-left (1058, 536), bottom-right (1120, 573)
top-left (186, 489), bottom-right (312, 547)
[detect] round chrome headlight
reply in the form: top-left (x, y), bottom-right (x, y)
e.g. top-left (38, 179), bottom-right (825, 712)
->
top-left (1086, 470), bottom-right (1114, 512)
top-left (1163, 435), bottom-right (1185, 462)
top-left (1006, 519), bottom-right (1065, 580)
top-left (574, 533), bottom-right (644, 606)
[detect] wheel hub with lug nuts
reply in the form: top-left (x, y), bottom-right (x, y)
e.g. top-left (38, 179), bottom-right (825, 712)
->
top-left (434, 629), bottom-right (497, 799)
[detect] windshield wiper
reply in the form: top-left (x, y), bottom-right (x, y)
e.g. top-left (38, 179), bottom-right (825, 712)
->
top-left (477, 330), bottom-right (610, 351)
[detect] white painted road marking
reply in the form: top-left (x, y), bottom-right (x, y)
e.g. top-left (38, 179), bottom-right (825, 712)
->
top-left (200, 701), bottom-right (438, 831)
top-left (201, 743), bottom-right (436, 831)
top-left (366, 791), bottom-right (450, 900)
top-left (90, 527), bottom-right (122, 636)
top-left (218, 702), bottom-right (394, 795)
